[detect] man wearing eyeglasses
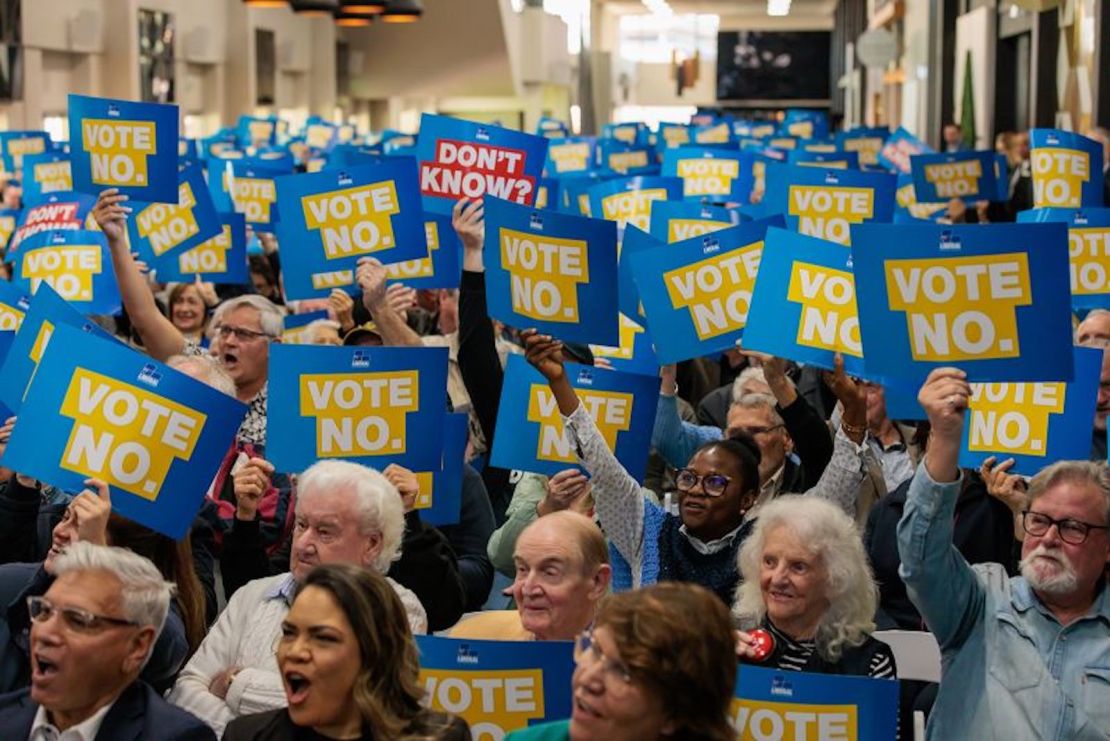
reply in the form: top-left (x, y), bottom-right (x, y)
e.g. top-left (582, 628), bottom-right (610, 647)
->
top-left (899, 368), bottom-right (1110, 740)
top-left (0, 542), bottom-right (213, 739)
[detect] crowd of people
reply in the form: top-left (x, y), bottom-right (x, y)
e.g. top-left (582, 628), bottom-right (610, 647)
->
top-left (0, 115), bottom-right (1104, 741)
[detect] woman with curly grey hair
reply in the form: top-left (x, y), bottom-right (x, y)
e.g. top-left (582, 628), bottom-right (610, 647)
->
top-left (733, 495), bottom-right (897, 677)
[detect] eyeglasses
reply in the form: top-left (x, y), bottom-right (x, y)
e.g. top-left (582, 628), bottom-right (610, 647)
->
top-left (27, 596), bottom-right (138, 634)
top-left (731, 424), bottom-right (784, 438)
top-left (1021, 511), bottom-right (1110, 546)
top-left (675, 468), bottom-right (732, 497)
top-left (574, 631), bottom-right (633, 687)
top-left (214, 324), bottom-right (271, 342)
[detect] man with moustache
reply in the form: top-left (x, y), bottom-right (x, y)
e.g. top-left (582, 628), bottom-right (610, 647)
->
top-left (898, 368), bottom-right (1110, 740)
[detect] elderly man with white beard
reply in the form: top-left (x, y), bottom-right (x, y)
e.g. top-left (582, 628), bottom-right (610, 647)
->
top-left (898, 367), bottom-right (1110, 740)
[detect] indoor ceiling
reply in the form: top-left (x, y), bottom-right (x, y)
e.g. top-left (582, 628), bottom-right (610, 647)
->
top-left (600, 0), bottom-right (840, 17)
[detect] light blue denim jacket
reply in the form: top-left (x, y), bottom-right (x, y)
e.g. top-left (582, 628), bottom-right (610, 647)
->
top-left (897, 463), bottom-right (1110, 740)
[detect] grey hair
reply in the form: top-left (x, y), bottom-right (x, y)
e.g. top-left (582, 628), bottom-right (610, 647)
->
top-left (731, 366), bottom-right (770, 402)
top-left (304, 319), bottom-right (341, 344)
top-left (166, 354), bottom-right (236, 396)
top-left (1028, 460), bottom-right (1110, 524)
top-left (52, 542), bottom-right (175, 637)
top-left (211, 294), bottom-right (285, 339)
top-left (733, 495), bottom-right (878, 662)
top-left (296, 460), bottom-right (405, 572)
top-left (731, 392), bottom-right (785, 428)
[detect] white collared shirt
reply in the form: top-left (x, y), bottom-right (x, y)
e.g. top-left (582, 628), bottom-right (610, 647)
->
top-left (28, 700), bottom-right (115, 741)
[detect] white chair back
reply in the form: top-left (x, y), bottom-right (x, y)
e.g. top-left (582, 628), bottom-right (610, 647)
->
top-left (873, 629), bottom-right (941, 683)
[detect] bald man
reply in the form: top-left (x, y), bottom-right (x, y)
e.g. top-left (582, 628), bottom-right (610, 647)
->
top-left (1077, 310), bottom-right (1110, 347)
top-left (450, 511), bottom-right (610, 640)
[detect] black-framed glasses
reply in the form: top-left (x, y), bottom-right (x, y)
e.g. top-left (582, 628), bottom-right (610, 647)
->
top-left (675, 468), bottom-right (732, 497)
top-left (574, 630), bottom-right (633, 687)
top-left (1021, 511), bottom-right (1110, 546)
top-left (214, 324), bottom-right (271, 342)
top-left (27, 596), bottom-right (138, 634)
top-left (729, 423), bottom-right (784, 438)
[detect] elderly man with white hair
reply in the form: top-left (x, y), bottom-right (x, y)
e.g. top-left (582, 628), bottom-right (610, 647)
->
top-left (0, 542), bottom-right (213, 739)
top-left (899, 368), bottom-right (1110, 739)
top-left (167, 460), bottom-right (424, 736)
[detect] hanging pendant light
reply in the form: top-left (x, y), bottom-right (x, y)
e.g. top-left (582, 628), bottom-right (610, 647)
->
top-left (289, 0), bottom-right (339, 17)
top-left (334, 10), bottom-right (373, 26)
top-left (242, 0), bottom-right (288, 7)
top-left (341, 0), bottom-right (386, 13)
top-left (380, 0), bottom-right (423, 22)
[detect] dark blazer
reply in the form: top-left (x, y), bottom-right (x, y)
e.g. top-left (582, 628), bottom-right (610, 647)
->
top-left (223, 707), bottom-right (469, 740)
top-left (0, 680), bottom-right (214, 740)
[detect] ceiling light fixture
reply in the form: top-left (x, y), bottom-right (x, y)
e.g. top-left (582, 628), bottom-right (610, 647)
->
top-left (289, 0), bottom-right (339, 17)
top-left (767, 0), bottom-right (792, 16)
top-left (380, 0), bottom-right (422, 22)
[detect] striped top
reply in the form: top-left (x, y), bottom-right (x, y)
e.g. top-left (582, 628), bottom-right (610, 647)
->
top-left (765, 621), bottom-right (897, 679)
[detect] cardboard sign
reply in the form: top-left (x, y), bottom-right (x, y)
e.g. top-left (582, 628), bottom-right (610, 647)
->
top-left (0, 131), bottom-right (49, 171)
top-left (762, 164), bottom-right (896, 246)
top-left (852, 222), bottom-right (1073, 382)
top-left (662, 147), bottom-right (753, 203)
top-left (732, 665), bottom-right (898, 741)
top-left (490, 354), bottom-right (659, 481)
top-left (545, 137), bottom-right (595, 176)
top-left (1, 324), bottom-right (246, 539)
top-left (266, 344), bottom-right (448, 472)
top-left (836, 127), bottom-right (890, 167)
top-left (558, 174), bottom-right (601, 216)
top-left (154, 212), bottom-right (249, 285)
top-left (416, 114), bottom-right (549, 214)
top-left (127, 163), bottom-right (223, 263)
top-left (0, 281), bottom-right (30, 332)
top-left (788, 150), bottom-right (861, 170)
top-left (958, 346), bottom-right (1101, 474)
top-left (649, 200), bottom-right (741, 243)
top-left (910, 151), bottom-right (1004, 203)
top-left (13, 230), bottom-right (120, 316)
top-left (383, 213), bottom-right (463, 290)
top-left (276, 158), bottom-right (427, 300)
top-left (617, 225), bottom-right (663, 324)
top-left (657, 123), bottom-right (692, 153)
top-left (411, 411), bottom-right (467, 526)
top-left (280, 310), bottom-right (330, 346)
top-left (1030, 129), bottom-right (1105, 209)
top-left (221, 162), bottom-right (283, 230)
top-left (416, 636), bottom-right (574, 736)
top-left (595, 140), bottom-right (656, 177)
top-left (536, 116), bottom-right (570, 139)
top-left (237, 115), bottom-right (277, 148)
top-left (587, 176), bottom-right (683, 235)
top-left (0, 283), bottom-right (121, 412)
top-left (1017, 207), bottom-right (1110, 309)
top-left (68, 94), bottom-right (179, 202)
top-left (694, 121), bottom-right (734, 145)
top-left (7, 191), bottom-right (96, 256)
top-left (483, 196), bottom-right (618, 345)
top-left (895, 173), bottom-right (948, 223)
top-left (589, 313), bottom-right (661, 377)
top-left (743, 228), bottom-right (865, 375)
top-left (0, 208), bottom-right (18, 252)
top-left (536, 178), bottom-right (559, 211)
top-left (22, 153), bottom-right (73, 203)
top-left (781, 110), bottom-right (830, 140)
top-left (878, 126), bottom-right (933, 174)
top-left (602, 122), bottom-right (648, 146)
top-left (629, 216), bottom-right (785, 364)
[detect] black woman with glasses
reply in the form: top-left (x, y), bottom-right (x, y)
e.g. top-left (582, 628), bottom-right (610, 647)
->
top-left (507, 582), bottom-right (737, 741)
top-left (522, 329), bottom-right (871, 606)
top-left (898, 367), bottom-right (1110, 740)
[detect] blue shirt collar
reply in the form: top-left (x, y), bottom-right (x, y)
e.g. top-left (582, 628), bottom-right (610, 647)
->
top-left (264, 573), bottom-right (298, 606)
top-left (1012, 576), bottom-right (1110, 625)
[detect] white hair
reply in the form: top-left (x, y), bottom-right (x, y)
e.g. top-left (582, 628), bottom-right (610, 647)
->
top-left (733, 495), bottom-right (878, 662)
top-left (211, 294), bottom-right (285, 339)
top-left (731, 392), bottom-right (785, 427)
top-left (52, 542), bottom-right (175, 637)
top-left (166, 354), bottom-right (236, 396)
top-left (303, 318), bottom-right (341, 344)
top-left (296, 460), bottom-right (405, 572)
top-left (731, 366), bottom-right (770, 402)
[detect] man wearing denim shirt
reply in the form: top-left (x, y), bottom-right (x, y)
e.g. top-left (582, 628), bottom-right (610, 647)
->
top-left (898, 367), bottom-right (1110, 740)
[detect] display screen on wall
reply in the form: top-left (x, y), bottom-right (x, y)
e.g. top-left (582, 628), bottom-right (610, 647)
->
top-left (138, 9), bottom-right (175, 104)
top-left (0, 0), bottom-right (22, 102)
top-left (716, 31), bottom-right (832, 102)
top-left (256, 29), bottom-right (276, 106)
